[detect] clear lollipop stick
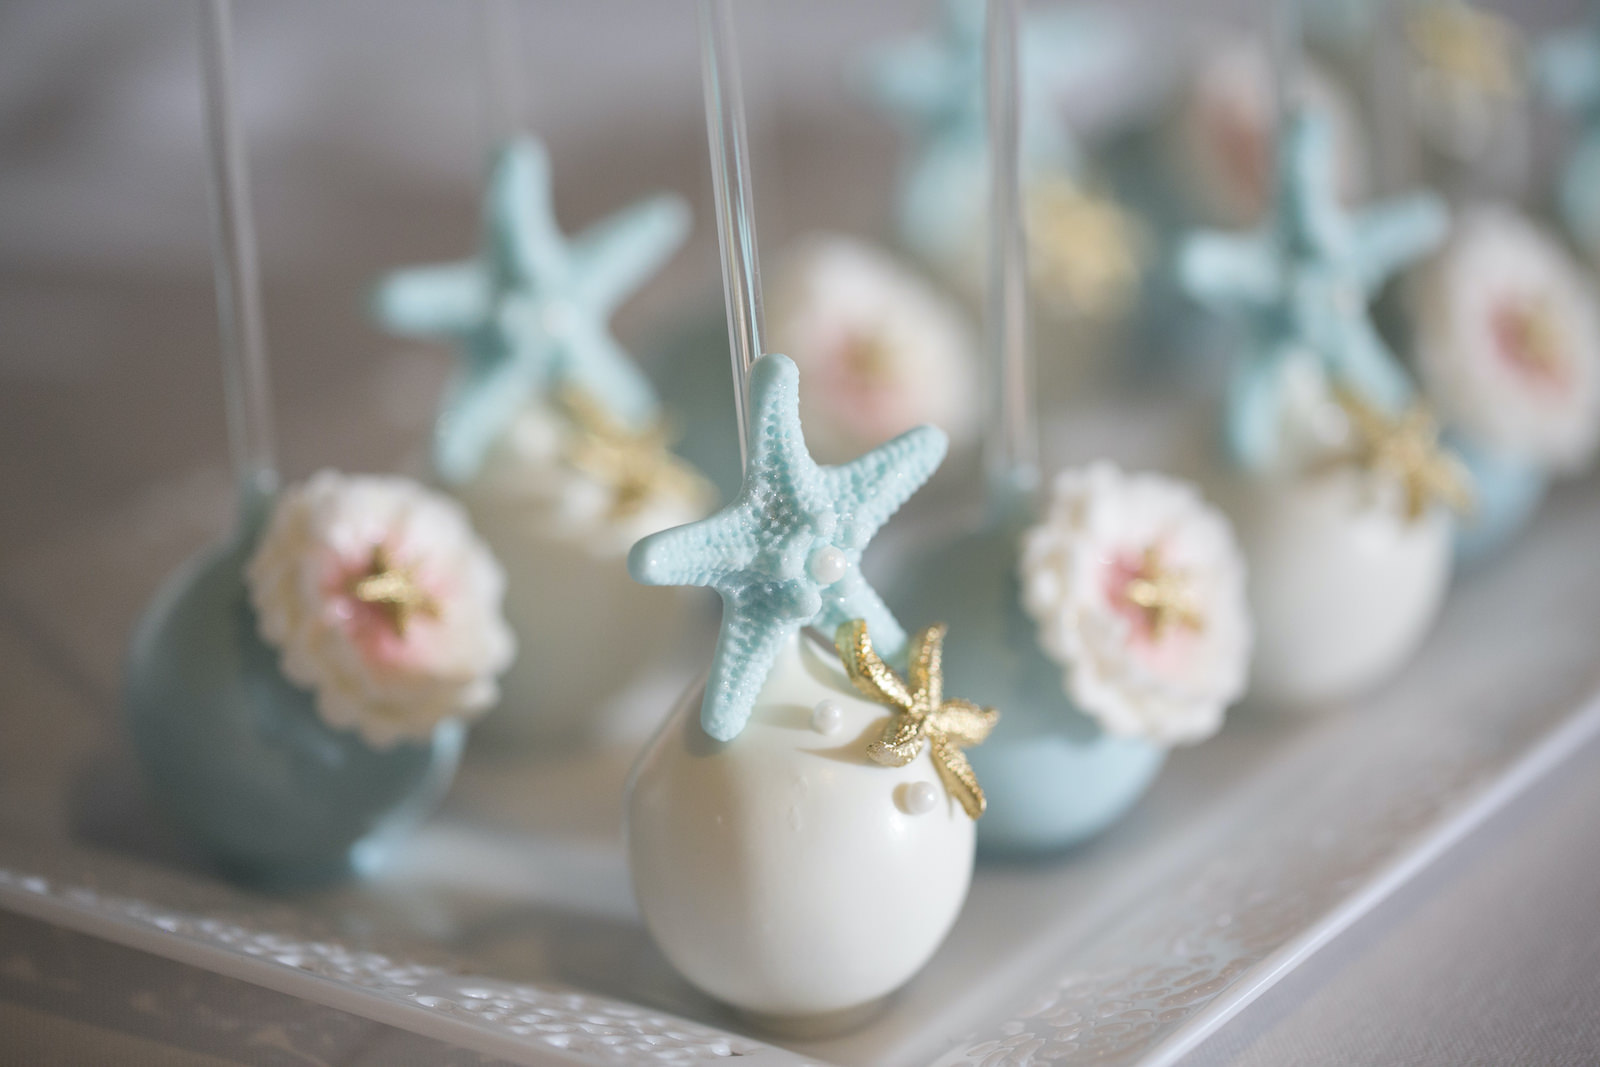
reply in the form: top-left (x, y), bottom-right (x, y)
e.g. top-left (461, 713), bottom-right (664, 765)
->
top-left (984, 0), bottom-right (1037, 497)
top-left (199, 0), bottom-right (277, 516)
top-left (698, 0), bottom-right (765, 472)
top-left (1270, 0), bottom-right (1303, 208)
top-left (480, 0), bottom-right (523, 149)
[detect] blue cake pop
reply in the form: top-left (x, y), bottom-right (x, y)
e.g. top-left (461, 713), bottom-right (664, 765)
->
top-left (372, 138), bottom-right (689, 483)
top-left (864, 0), bottom-right (1120, 267)
top-left (1540, 17), bottom-right (1600, 258)
top-left (629, 352), bottom-right (947, 742)
top-left (1177, 111), bottom-right (1449, 470)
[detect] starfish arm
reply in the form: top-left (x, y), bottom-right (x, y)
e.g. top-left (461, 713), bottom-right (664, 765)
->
top-left (835, 619), bottom-right (914, 711)
top-left (868, 714), bottom-right (926, 768)
top-left (824, 423), bottom-right (949, 550)
top-left (433, 350), bottom-right (539, 484)
top-left (1175, 232), bottom-right (1282, 315)
top-left (929, 735), bottom-right (987, 819)
top-left (486, 139), bottom-right (569, 290)
top-left (627, 505), bottom-right (760, 588)
top-left (820, 572), bottom-right (910, 667)
top-left (929, 699), bottom-right (999, 747)
top-left (369, 262), bottom-right (489, 338)
top-left (1225, 345), bottom-right (1290, 472)
top-left (907, 624), bottom-right (946, 710)
top-left (559, 320), bottom-right (661, 429)
top-left (1280, 112), bottom-right (1347, 253)
top-left (571, 194), bottom-right (691, 316)
top-left (1328, 316), bottom-right (1414, 411)
top-left (701, 606), bottom-right (796, 742)
top-left (744, 354), bottom-right (830, 510)
top-left (1351, 195), bottom-right (1449, 295)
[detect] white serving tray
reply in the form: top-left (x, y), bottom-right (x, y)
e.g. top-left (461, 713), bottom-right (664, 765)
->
top-left (3, 392), bottom-right (1598, 1067)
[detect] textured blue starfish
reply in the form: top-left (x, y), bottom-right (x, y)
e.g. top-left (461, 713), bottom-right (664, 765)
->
top-left (371, 138), bottom-right (689, 483)
top-left (629, 353), bottom-right (948, 742)
top-left (1540, 17), bottom-right (1600, 256)
top-left (1176, 111), bottom-right (1449, 470)
top-left (864, 0), bottom-right (1125, 265)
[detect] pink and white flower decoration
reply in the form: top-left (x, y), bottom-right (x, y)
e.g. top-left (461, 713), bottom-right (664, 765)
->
top-left (767, 234), bottom-right (979, 463)
top-left (1178, 41), bottom-right (1367, 227)
top-left (1414, 205), bottom-right (1600, 472)
top-left (1019, 464), bottom-right (1251, 745)
top-left (247, 471), bottom-right (515, 748)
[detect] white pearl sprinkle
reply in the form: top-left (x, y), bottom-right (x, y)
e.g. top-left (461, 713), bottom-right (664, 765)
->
top-left (808, 546), bottom-right (849, 586)
top-left (905, 781), bottom-right (939, 815)
top-left (811, 699), bottom-right (845, 736)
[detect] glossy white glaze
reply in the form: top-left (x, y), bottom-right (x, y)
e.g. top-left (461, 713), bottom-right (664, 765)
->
top-left (626, 630), bottom-right (974, 1022)
top-left (1222, 468), bottom-right (1452, 708)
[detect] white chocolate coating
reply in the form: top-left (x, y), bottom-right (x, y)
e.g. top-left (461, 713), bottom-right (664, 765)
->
top-left (626, 631), bottom-right (975, 1021)
top-left (1222, 468), bottom-right (1452, 708)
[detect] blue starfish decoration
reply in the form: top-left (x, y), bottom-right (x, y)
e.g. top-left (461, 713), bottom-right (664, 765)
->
top-left (1539, 17), bottom-right (1600, 256)
top-left (1176, 111), bottom-right (1449, 470)
top-left (864, 0), bottom-right (1124, 266)
top-left (629, 353), bottom-right (947, 742)
top-left (371, 138), bottom-right (690, 483)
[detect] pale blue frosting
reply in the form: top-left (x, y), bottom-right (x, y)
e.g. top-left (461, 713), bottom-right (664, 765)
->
top-left (125, 519), bottom-right (462, 887)
top-left (371, 138), bottom-right (689, 483)
top-left (1539, 20), bottom-right (1600, 257)
top-left (894, 517), bottom-right (1163, 855)
top-left (628, 353), bottom-right (947, 742)
top-left (1176, 112), bottom-right (1449, 470)
top-left (1447, 430), bottom-right (1549, 568)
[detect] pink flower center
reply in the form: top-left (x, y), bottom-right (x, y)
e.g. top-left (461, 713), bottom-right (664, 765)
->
top-left (1104, 543), bottom-right (1205, 672)
top-left (1491, 298), bottom-right (1569, 391)
top-left (323, 542), bottom-right (446, 670)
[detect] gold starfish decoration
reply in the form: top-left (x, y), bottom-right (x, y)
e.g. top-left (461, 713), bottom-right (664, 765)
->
top-left (835, 619), bottom-right (999, 820)
top-left (349, 543), bottom-right (440, 637)
top-left (1333, 388), bottom-right (1475, 523)
top-left (1026, 178), bottom-right (1147, 319)
top-left (558, 388), bottom-right (706, 521)
top-left (1406, 1), bottom-right (1524, 100)
top-left (1122, 545), bottom-right (1205, 641)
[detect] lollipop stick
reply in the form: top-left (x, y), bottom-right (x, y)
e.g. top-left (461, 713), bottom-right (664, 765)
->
top-left (1270, 0), bottom-right (1303, 209)
top-left (480, 0), bottom-right (523, 150)
top-left (984, 0), bottom-right (1037, 497)
top-left (199, 0), bottom-right (277, 516)
top-left (698, 0), bottom-right (765, 472)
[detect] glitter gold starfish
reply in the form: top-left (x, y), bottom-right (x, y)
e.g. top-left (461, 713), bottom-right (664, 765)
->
top-left (349, 544), bottom-right (440, 637)
top-left (1123, 546), bottom-right (1205, 641)
top-left (836, 619), bottom-right (998, 820)
top-left (1334, 389), bottom-right (1475, 523)
top-left (1027, 177), bottom-right (1146, 317)
top-left (557, 388), bottom-right (707, 521)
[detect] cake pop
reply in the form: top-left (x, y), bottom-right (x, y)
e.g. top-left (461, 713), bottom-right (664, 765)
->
top-left (126, 0), bottom-right (503, 887)
top-left (372, 138), bottom-right (712, 742)
top-left (623, 1), bottom-right (994, 1028)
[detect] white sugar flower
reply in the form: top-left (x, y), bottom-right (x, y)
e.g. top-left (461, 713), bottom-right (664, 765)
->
top-left (767, 234), bottom-right (979, 463)
top-left (247, 471), bottom-right (515, 748)
top-left (1019, 464), bottom-right (1251, 745)
top-left (1177, 41), bottom-right (1367, 226)
top-left (1413, 205), bottom-right (1600, 472)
